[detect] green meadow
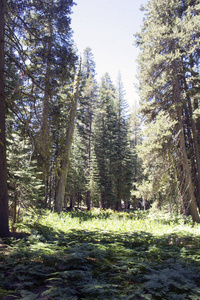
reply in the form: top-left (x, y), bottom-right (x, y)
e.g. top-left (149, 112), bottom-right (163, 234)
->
top-left (0, 209), bottom-right (200, 299)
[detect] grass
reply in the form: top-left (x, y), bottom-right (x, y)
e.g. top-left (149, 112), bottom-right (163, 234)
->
top-left (0, 209), bottom-right (200, 299)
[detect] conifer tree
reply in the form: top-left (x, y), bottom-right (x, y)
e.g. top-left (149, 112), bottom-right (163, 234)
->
top-left (4, 0), bottom-right (77, 213)
top-left (20, 0), bottom-right (77, 205)
top-left (76, 47), bottom-right (97, 210)
top-left (130, 109), bottom-right (143, 210)
top-left (94, 73), bottom-right (117, 208)
top-left (136, 0), bottom-right (200, 222)
top-left (114, 73), bottom-right (134, 210)
top-left (7, 123), bottom-right (44, 230)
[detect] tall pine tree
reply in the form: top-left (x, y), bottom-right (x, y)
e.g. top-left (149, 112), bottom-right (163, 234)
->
top-left (76, 47), bottom-right (97, 210)
top-left (136, 0), bottom-right (200, 222)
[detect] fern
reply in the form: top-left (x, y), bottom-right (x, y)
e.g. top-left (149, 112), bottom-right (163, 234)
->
top-left (1, 210), bottom-right (200, 299)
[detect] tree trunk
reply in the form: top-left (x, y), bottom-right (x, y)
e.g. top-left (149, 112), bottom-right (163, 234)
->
top-left (70, 192), bottom-right (75, 210)
top-left (115, 179), bottom-right (122, 211)
top-left (194, 97), bottom-right (200, 148)
top-left (178, 121), bottom-right (200, 222)
top-left (86, 190), bottom-right (91, 210)
top-left (41, 20), bottom-right (52, 207)
top-left (54, 67), bottom-right (80, 212)
top-left (100, 191), bottom-right (105, 209)
top-left (0, 0), bottom-right (9, 237)
top-left (12, 191), bottom-right (17, 233)
top-left (174, 59), bottom-right (200, 223)
top-left (86, 113), bottom-right (92, 210)
top-left (55, 159), bottom-right (68, 212)
top-left (183, 77), bottom-right (200, 207)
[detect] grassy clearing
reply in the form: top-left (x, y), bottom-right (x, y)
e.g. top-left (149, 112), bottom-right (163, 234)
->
top-left (0, 209), bottom-right (200, 299)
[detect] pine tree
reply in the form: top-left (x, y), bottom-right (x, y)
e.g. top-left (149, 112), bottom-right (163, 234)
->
top-left (20, 0), bottom-right (77, 206)
top-left (4, 0), bottom-right (77, 213)
top-left (7, 124), bottom-right (44, 230)
top-left (136, 111), bottom-right (179, 211)
top-left (94, 73), bottom-right (117, 209)
top-left (136, 0), bottom-right (200, 222)
top-left (113, 73), bottom-right (134, 210)
top-left (76, 47), bottom-right (97, 210)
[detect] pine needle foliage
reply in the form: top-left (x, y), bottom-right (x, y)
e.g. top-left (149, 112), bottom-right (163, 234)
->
top-left (0, 209), bottom-right (200, 299)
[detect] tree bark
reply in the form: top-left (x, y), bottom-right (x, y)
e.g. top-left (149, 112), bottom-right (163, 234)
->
top-left (41, 20), bottom-right (52, 207)
top-left (54, 67), bottom-right (80, 212)
top-left (86, 190), bottom-right (91, 210)
top-left (194, 97), bottom-right (200, 148)
top-left (183, 77), bottom-right (200, 207)
top-left (178, 117), bottom-right (200, 222)
top-left (0, 0), bottom-right (9, 237)
top-left (115, 178), bottom-right (122, 211)
top-left (70, 192), bottom-right (75, 210)
top-left (100, 191), bottom-right (105, 209)
top-left (86, 112), bottom-right (92, 210)
top-left (174, 59), bottom-right (200, 223)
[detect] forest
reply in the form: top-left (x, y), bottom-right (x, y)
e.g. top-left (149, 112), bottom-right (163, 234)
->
top-left (0, 0), bottom-right (200, 298)
top-left (1, 0), bottom-right (200, 234)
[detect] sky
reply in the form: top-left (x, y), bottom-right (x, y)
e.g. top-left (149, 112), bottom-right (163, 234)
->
top-left (71, 0), bottom-right (148, 107)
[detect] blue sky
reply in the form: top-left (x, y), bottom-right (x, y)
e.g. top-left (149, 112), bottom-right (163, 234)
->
top-left (71, 0), bottom-right (148, 107)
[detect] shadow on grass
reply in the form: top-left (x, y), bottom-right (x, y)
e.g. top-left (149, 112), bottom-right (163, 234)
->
top-left (0, 222), bottom-right (200, 299)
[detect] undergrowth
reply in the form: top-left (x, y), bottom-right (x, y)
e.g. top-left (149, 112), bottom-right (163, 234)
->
top-left (0, 209), bottom-right (200, 299)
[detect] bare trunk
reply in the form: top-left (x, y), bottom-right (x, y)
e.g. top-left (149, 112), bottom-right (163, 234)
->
top-left (115, 179), bottom-right (122, 211)
top-left (86, 190), bottom-right (91, 210)
top-left (70, 192), bottom-right (75, 210)
top-left (0, 0), bottom-right (9, 237)
top-left (174, 59), bottom-right (200, 223)
top-left (178, 121), bottom-right (200, 222)
top-left (55, 159), bottom-right (68, 212)
top-left (12, 192), bottom-right (17, 233)
top-left (100, 191), bottom-right (105, 209)
top-left (41, 21), bottom-right (52, 206)
top-left (183, 78), bottom-right (200, 207)
top-left (54, 67), bottom-right (80, 212)
top-left (194, 97), bottom-right (200, 148)
top-left (86, 114), bottom-right (92, 210)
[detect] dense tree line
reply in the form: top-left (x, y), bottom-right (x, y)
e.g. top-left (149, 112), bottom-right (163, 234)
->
top-left (0, 1), bottom-right (137, 237)
top-left (1, 0), bottom-right (200, 237)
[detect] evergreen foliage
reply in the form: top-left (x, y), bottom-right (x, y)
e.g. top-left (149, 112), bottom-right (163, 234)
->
top-left (7, 122), bottom-right (44, 230)
top-left (3, 0), bottom-right (77, 217)
top-left (75, 47), bottom-right (98, 210)
top-left (1, 0), bottom-right (200, 238)
top-left (136, 0), bottom-right (200, 221)
top-left (1, 0), bottom-right (200, 296)
top-left (114, 73), bottom-right (134, 210)
top-left (94, 73), bottom-right (118, 208)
